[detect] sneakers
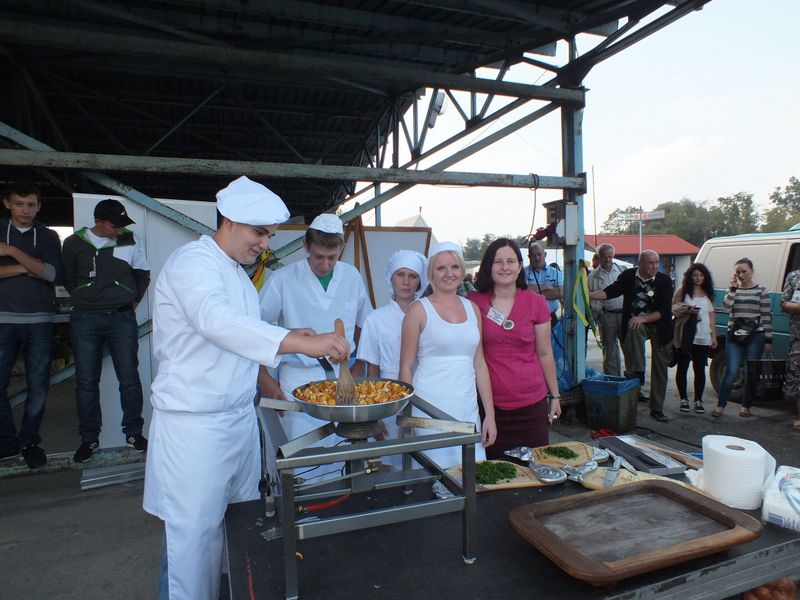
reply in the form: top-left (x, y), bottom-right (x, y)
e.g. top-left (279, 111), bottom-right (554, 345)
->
top-left (74, 440), bottom-right (100, 463)
top-left (126, 434), bottom-right (148, 453)
top-left (21, 445), bottom-right (47, 469)
top-left (693, 400), bottom-right (705, 414)
top-left (679, 398), bottom-right (691, 413)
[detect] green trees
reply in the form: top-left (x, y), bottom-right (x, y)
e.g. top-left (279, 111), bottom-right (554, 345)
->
top-left (598, 177), bottom-right (798, 246)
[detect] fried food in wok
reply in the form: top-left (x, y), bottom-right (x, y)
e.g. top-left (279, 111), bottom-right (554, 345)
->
top-left (296, 380), bottom-right (410, 406)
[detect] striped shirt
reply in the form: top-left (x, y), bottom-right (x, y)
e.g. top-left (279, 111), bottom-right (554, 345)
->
top-left (723, 285), bottom-right (772, 342)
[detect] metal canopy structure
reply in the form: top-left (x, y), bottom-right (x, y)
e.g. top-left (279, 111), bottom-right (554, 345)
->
top-left (1, 0), bottom-right (710, 226)
top-left (1, 0), bottom-right (712, 386)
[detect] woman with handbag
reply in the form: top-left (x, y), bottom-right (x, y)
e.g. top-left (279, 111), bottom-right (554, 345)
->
top-left (713, 258), bottom-right (772, 417)
top-left (672, 263), bottom-right (717, 414)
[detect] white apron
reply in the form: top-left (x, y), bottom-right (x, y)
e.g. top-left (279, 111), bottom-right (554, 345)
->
top-left (144, 236), bottom-right (287, 600)
top-left (412, 297), bottom-right (485, 468)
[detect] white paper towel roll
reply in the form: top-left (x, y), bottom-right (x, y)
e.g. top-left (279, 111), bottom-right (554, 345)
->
top-left (702, 435), bottom-right (776, 510)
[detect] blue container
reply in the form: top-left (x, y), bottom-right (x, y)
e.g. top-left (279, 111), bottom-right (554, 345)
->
top-left (581, 375), bottom-right (640, 433)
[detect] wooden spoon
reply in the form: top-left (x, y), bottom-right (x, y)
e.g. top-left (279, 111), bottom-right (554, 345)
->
top-left (333, 319), bottom-right (357, 405)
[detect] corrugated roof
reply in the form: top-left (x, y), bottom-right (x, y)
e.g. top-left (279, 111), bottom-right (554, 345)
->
top-left (587, 234), bottom-right (700, 256)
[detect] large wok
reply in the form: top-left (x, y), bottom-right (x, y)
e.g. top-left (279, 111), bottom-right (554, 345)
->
top-left (290, 377), bottom-right (414, 423)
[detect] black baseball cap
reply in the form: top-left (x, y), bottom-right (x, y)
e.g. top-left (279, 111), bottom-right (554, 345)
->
top-left (94, 199), bottom-right (134, 227)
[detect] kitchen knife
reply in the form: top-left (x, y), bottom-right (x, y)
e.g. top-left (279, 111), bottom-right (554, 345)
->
top-left (603, 456), bottom-right (622, 488)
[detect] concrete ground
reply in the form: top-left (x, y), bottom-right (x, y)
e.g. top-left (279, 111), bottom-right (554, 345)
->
top-left (1, 339), bottom-right (798, 599)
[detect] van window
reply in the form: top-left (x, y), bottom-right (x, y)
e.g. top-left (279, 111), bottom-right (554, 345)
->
top-left (787, 243), bottom-right (800, 283)
top-left (702, 242), bottom-right (784, 292)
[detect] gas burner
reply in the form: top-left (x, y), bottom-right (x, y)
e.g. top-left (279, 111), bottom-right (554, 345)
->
top-left (334, 420), bottom-right (382, 441)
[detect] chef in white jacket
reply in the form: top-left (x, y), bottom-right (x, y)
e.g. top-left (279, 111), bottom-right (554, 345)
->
top-left (143, 176), bottom-right (348, 600)
top-left (258, 213), bottom-right (372, 444)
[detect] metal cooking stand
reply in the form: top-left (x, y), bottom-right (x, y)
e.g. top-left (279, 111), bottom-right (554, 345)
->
top-left (257, 395), bottom-right (480, 600)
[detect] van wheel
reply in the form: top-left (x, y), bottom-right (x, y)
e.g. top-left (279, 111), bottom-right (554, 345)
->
top-left (709, 345), bottom-right (744, 402)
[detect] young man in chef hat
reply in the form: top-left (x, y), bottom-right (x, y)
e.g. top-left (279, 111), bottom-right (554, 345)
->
top-left (143, 176), bottom-right (349, 600)
top-left (258, 212), bottom-right (372, 442)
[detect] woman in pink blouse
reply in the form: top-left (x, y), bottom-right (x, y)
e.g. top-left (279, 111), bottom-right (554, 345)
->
top-left (468, 238), bottom-right (560, 458)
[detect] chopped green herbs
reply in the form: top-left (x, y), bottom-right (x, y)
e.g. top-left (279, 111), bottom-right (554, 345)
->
top-left (543, 446), bottom-right (580, 460)
top-left (475, 461), bottom-right (518, 485)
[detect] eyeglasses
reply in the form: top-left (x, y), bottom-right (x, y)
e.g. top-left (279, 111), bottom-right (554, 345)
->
top-left (493, 259), bottom-right (519, 267)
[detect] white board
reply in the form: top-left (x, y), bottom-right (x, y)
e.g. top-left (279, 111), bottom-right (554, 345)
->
top-left (72, 193), bottom-right (217, 448)
top-left (268, 225), bottom-right (432, 308)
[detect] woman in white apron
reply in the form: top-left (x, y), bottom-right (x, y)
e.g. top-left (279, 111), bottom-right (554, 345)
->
top-left (399, 241), bottom-right (496, 468)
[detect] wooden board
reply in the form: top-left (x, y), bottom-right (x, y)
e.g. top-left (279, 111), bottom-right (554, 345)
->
top-left (509, 480), bottom-right (762, 586)
top-left (446, 461), bottom-right (547, 492)
top-left (532, 441), bottom-right (603, 467)
top-left (580, 466), bottom-right (704, 495)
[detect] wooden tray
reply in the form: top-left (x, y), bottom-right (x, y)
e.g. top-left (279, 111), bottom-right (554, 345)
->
top-left (508, 479), bottom-right (762, 586)
top-left (580, 466), bottom-right (703, 494)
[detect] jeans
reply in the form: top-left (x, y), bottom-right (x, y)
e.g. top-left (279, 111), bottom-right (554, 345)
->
top-left (70, 309), bottom-right (144, 441)
top-left (717, 332), bottom-right (765, 408)
top-left (0, 322), bottom-right (53, 450)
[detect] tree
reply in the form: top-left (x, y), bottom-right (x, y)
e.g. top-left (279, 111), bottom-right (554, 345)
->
top-left (461, 237), bottom-right (484, 261)
top-left (706, 192), bottom-right (760, 238)
top-left (600, 205), bottom-right (642, 235)
top-left (761, 176), bottom-right (800, 232)
top-left (634, 199), bottom-right (710, 247)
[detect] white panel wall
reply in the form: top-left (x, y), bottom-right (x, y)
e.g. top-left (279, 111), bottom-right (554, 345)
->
top-left (72, 193), bottom-right (217, 448)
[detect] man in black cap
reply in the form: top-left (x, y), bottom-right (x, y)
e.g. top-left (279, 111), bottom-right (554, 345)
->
top-left (62, 199), bottom-right (151, 462)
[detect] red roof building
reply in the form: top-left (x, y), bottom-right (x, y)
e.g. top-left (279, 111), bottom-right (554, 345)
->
top-left (585, 234), bottom-right (701, 282)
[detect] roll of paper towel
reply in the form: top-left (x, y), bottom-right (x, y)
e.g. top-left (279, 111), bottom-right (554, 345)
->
top-left (702, 435), bottom-right (776, 510)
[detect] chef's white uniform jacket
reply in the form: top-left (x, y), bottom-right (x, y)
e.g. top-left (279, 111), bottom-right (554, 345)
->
top-left (144, 235), bottom-right (288, 600)
top-left (259, 259), bottom-right (372, 441)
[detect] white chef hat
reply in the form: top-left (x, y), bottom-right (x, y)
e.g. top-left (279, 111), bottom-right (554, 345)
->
top-left (428, 241), bottom-right (463, 259)
top-left (216, 176), bottom-right (290, 225)
top-left (309, 213), bottom-right (344, 234)
top-left (385, 250), bottom-right (428, 298)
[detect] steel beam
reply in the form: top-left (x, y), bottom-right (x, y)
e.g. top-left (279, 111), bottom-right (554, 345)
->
top-left (0, 122), bottom-right (215, 236)
top-left (0, 20), bottom-right (585, 104)
top-left (0, 149), bottom-right (584, 190)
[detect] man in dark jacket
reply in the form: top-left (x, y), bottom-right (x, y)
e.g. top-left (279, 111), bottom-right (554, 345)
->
top-left (62, 199), bottom-right (151, 462)
top-left (0, 183), bottom-right (62, 468)
top-left (589, 250), bottom-right (674, 422)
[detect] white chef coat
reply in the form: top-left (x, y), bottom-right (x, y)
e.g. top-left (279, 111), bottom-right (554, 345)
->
top-left (259, 259), bottom-right (372, 443)
top-left (143, 235), bottom-right (289, 600)
top-left (356, 299), bottom-right (405, 380)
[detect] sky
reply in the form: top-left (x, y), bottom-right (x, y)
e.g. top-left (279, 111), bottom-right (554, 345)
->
top-left (345, 0), bottom-right (800, 247)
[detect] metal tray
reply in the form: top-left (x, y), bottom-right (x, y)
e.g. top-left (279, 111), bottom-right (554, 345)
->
top-left (291, 377), bottom-right (413, 423)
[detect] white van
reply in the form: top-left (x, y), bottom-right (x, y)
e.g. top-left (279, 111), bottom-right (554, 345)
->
top-left (695, 229), bottom-right (799, 398)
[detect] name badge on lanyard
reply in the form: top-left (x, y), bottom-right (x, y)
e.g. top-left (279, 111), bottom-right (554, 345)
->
top-left (487, 306), bottom-right (514, 330)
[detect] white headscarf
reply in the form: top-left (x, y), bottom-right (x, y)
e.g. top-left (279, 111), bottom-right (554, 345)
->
top-left (216, 176), bottom-right (289, 225)
top-left (385, 250), bottom-right (428, 299)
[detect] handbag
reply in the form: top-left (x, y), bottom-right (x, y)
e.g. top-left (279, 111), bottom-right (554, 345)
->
top-left (728, 316), bottom-right (760, 345)
top-left (746, 355), bottom-right (785, 401)
top-left (727, 290), bottom-right (761, 345)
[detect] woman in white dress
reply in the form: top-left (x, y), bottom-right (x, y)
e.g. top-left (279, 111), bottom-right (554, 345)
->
top-left (399, 242), bottom-right (496, 468)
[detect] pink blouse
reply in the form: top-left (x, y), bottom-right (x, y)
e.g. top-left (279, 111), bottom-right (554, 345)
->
top-left (468, 289), bottom-right (551, 410)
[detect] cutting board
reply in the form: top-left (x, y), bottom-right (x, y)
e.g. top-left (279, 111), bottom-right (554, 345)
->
top-left (580, 466), bottom-right (703, 494)
top-left (532, 441), bottom-right (603, 467)
top-left (509, 480), bottom-right (762, 586)
top-left (446, 461), bottom-right (546, 492)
